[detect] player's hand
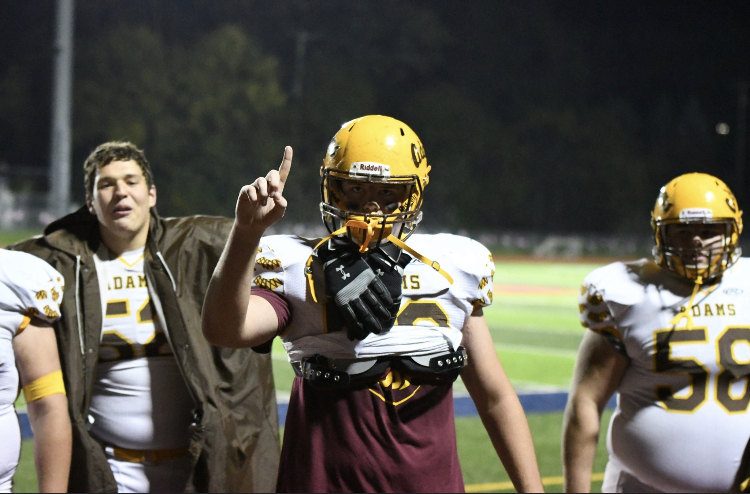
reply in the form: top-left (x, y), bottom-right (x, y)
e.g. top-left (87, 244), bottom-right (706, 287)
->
top-left (365, 249), bottom-right (411, 327)
top-left (321, 246), bottom-right (398, 341)
top-left (235, 146), bottom-right (293, 232)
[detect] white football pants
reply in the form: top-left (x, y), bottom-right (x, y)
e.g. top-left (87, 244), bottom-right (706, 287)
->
top-left (602, 461), bottom-right (664, 493)
top-left (103, 447), bottom-right (192, 493)
top-left (0, 409), bottom-right (20, 493)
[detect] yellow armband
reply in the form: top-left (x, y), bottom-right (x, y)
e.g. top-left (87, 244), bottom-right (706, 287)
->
top-left (22, 370), bottom-right (66, 403)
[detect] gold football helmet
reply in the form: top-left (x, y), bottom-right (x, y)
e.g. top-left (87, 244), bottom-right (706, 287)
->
top-left (320, 115), bottom-right (430, 252)
top-left (304, 115), bottom-right (451, 303)
top-left (651, 172), bottom-right (743, 282)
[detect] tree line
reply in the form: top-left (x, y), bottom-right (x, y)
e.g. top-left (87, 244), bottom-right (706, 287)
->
top-left (0, 0), bottom-right (745, 234)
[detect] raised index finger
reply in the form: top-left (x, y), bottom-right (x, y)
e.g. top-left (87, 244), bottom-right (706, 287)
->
top-left (278, 146), bottom-right (293, 193)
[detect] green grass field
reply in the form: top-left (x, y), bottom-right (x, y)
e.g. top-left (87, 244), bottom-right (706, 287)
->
top-left (0, 230), bottom-right (39, 249)
top-left (9, 246), bottom-right (613, 493)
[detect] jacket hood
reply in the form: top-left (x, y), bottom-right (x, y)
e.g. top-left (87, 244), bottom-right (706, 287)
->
top-left (42, 205), bottom-right (165, 257)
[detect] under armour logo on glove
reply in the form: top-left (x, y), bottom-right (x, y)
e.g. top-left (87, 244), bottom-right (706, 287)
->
top-left (320, 243), bottom-right (410, 341)
top-left (335, 265), bottom-right (350, 280)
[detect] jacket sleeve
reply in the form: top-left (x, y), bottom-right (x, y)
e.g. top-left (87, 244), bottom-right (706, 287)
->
top-left (161, 215), bottom-right (281, 493)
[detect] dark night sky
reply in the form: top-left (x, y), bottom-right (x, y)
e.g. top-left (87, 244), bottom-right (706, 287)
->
top-left (553, 2), bottom-right (749, 116)
top-left (3, 2), bottom-right (747, 113)
top-left (1, 1), bottom-right (749, 233)
top-left (2, 1), bottom-right (748, 158)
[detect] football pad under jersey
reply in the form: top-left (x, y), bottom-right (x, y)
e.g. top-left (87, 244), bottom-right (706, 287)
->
top-left (580, 258), bottom-right (750, 492)
top-left (261, 234), bottom-right (494, 493)
top-left (88, 247), bottom-right (193, 451)
top-left (0, 249), bottom-right (63, 491)
top-left (253, 233), bottom-right (494, 361)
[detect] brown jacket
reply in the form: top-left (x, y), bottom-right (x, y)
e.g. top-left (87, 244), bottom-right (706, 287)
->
top-left (11, 206), bottom-right (280, 493)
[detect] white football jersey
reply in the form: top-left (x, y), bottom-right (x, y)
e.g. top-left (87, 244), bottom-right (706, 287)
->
top-left (580, 258), bottom-right (750, 492)
top-left (0, 249), bottom-right (63, 490)
top-left (253, 234), bottom-right (494, 362)
top-left (88, 247), bottom-right (193, 450)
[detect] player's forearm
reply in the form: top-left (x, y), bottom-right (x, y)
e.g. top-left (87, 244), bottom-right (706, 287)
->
top-left (28, 394), bottom-right (71, 493)
top-left (561, 397), bottom-right (601, 493)
top-left (203, 221), bottom-right (264, 346)
top-left (478, 395), bottom-right (544, 493)
top-left (461, 314), bottom-right (544, 492)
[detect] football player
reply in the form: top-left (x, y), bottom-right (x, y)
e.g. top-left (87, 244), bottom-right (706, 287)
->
top-left (202, 115), bottom-right (544, 492)
top-left (11, 141), bottom-right (279, 493)
top-left (0, 249), bottom-right (70, 492)
top-left (563, 172), bottom-right (750, 492)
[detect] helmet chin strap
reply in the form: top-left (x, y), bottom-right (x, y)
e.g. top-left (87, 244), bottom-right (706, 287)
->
top-left (385, 234), bottom-right (453, 285)
top-left (345, 217), bottom-right (385, 254)
top-left (668, 274), bottom-right (704, 329)
top-left (304, 218), bottom-right (454, 303)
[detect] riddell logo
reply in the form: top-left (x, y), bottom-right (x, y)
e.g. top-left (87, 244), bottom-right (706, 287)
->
top-left (351, 162), bottom-right (391, 177)
top-left (679, 208), bottom-right (713, 220)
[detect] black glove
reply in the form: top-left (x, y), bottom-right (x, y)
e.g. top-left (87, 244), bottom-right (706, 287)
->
top-left (320, 244), bottom-right (407, 341)
top-left (365, 247), bottom-right (412, 328)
